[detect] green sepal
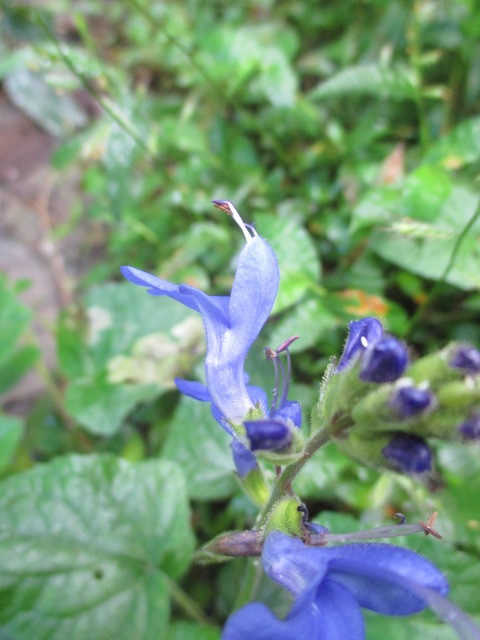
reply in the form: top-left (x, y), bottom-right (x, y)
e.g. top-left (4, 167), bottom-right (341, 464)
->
top-left (408, 343), bottom-right (468, 388)
top-left (314, 360), bottom-right (376, 430)
top-left (437, 377), bottom-right (480, 409)
top-left (260, 496), bottom-right (303, 540)
top-left (237, 466), bottom-right (270, 506)
top-left (334, 430), bottom-right (396, 472)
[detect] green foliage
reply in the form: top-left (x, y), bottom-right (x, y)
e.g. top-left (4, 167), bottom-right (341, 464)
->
top-left (2, 0), bottom-right (480, 638)
top-left (0, 455), bottom-right (195, 640)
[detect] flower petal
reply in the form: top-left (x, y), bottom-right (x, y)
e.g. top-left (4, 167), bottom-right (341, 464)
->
top-left (174, 378), bottom-right (211, 402)
top-left (337, 318), bottom-right (384, 372)
top-left (222, 578), bottom-right (365, 640)
top-left (230, 438), bottom-right (258, 477)
top-left (244, 419), bottom-right (292, 451)
top-left (326, 543), bottom-right (449, 615)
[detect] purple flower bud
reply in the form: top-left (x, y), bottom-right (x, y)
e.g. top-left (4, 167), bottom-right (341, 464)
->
top-left (244, 419), bottom-right (292, 451)
top-left (450, 344), bottom-right (480, 375)
top-left (382, 433), bottom-right (432, 473)
top-left (390, 384), bottom-right (434, 418)
top-left (458, 412), bottom-right (480, 441)
top-left (230, 438), bottom-right (258, 478)
top-left (360, 337), bottom-right (409, 383)
top-left (337, 317), bottom-right (384, 371)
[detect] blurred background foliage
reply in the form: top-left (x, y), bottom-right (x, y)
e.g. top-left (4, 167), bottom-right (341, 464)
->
top-left (1, 0), bottom-right (480, 638)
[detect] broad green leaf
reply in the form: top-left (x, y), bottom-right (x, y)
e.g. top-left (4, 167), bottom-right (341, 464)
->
top-left (370, 183), bottom-right (480, 289)
top-left (65, 374), bottom-right (158, 436)
top-left (401, 165), bottom-right (452, 222)
top-left (311, 63), bottom-right (417, 101)
top-left (0, 455), bottom-right (194, 640)
top-left (83, 283), bottom-right (199, 369)
top-left (4, 69), bottom-right (88, 138)
top-left (425, 116), bottom-right (480, 168)
top-left (254, 215), bottom-right (321, 313)
top-left (0, 415), bottom-right (23, 471)
top-left (162, 396), bottom-right (236, 500)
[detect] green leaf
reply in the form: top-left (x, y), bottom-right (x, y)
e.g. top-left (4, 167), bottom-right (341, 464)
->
top-left (311, 63), bottom-right (417, 101)
top-left (65, 374), bottom-right (158, 436)
top-left (0, 277), bottom-right (32, 370)
top-left (0, 455), bottom-right (195, 640)
top-left (83, 283), bottom-right (198, 370)
top-left (162, 396), bottom-right (236, 501)
top-left (370, 183), bottom-right (480, 289)
top-left (4, 69), bottom-right (88, 138)
top-left (401, 165), bottom-right (452, 222)
top-left (0, 416), bottom-right (23, 471)
top-left (0, 345), bottom-right (38, 396)
top-left (167, 621), bottom-right (220, 640)
top-left (254, 215), bottom-right (321, 313)
top-left (425, 116), bottom-right (480, 168)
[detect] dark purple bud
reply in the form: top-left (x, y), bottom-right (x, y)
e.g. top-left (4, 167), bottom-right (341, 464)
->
top-left (449, 344), bottom-right (480, 375)
top-left (337, 317), bottom-right (384, 371)
top-left (382, 433), bottom-right (432, 473)
top-left (230, 438), bottom-right (258, 478)
top-left (271, 401), bottom-right (302, 428)
top-left (360, 337), bottom-right (408, 383)
top-left (244, 419), bottom-right (292, 451)
top-left (390, 384), bottom-right (434, 418)
top-left (458, 412), bottom-right (480, 441)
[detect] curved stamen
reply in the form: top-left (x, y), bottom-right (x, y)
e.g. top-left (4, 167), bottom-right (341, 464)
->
top-left (212, 200), bottom-right (255, 243)
top-left (278, 347), bottom-right (292, 409)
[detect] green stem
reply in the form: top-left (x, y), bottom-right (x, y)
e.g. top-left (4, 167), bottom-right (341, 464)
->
top-left (408, 3), bottom-right (429, 153)
top-left (258, 419), bottom-right (343, 528)
top-left (33, 10), bottom-right (157, 160)
top-left (126, 0), bottom-right (223, 96)
top-left (166, 576), bottom-right (214, 625)
top-left (233, 557), bottom-right (263, 610)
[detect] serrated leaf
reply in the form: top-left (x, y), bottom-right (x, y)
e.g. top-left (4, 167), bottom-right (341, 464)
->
top-left (254, 215), bottom-right (321, 313)
top-left (162, 396), bottom-right (236, 500)
top-left (0, 455), bottom-right (194, 640)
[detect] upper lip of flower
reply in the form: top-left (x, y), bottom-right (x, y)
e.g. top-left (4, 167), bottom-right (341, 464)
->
top-left (121, 201), bottom-right (280, 424)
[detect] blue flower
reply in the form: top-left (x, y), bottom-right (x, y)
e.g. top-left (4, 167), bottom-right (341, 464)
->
top-left (121, 200), bottom-right (279, 425)
top-left (389, 383), bottom-right (435, 418)
top-left (382, 433), bottom-right (432, 473)
top-left (122, 200), bottom-right (302, 471)
top-left (360, 336), bottom-right (409, 383)
top-left (223, 530), bottom-right (449, 640)
top-left (449, 344), bottom-right (480, 375)
top-left (337, 318), bottom-right (384, 371)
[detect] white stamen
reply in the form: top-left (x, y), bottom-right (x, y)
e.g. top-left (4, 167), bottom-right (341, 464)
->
top-left (360, 336), bottom-right (368, 348)
top-left (213, 200), bottom-right (255, 243)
